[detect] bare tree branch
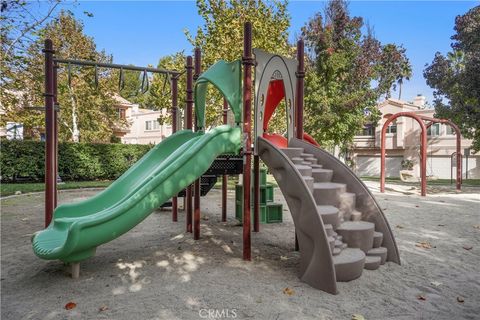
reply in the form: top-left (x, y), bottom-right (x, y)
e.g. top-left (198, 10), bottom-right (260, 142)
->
top-left (5, 1), bottom-right (61, 56)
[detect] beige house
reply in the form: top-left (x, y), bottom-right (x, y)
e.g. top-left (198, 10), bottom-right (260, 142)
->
top-left (111, 95), bottom-right (172, 145)
top-left (353, 95), bottom-right (479, 179)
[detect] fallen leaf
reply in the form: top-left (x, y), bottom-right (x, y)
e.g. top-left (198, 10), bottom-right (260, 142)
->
top-left (352, 315), bottom-right (365, 320)
top-left (473, 225), bottom-right (480, 229)
top-left (283, 287), bottom-right (295, 296)
top-left (462, 245), bottom-right (473, 250)
top-left (415, 205), bottom-right (420, 208)
top-left (457, 296), bottom-right (465, 303)
top-left (65, 302), bottom-right (77, 310)
top-left (430, 281), bottom-right (442, 287)
top-left (437, 224), bottom-right (445, 227)
top-left (396, 225), bottom-right (404, 229)
top-left (417, 294), bottom-right (426, 301)
top-left (416, 241), bottom-right (433, 249)
top-left (382, 208), bottom-right (387, 210)
top-left (99, 305), bottom-right (108, 312)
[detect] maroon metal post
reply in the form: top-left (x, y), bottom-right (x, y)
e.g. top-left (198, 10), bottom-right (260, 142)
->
top-left (380, 112), bottom-right (427, 196)
top-left (171, 75), bottom-right (178, 222)
top-left (295, 39), bottom-right (305, 140)
top-left (193, 47), bottom-right (202, 240)
top-left (221, 98), bottom-right (228, 222)
top-left (185, 56), bottom-right (194, 233)
top-left (43, 39), bottom-right (55, 227)
top-left (53, 62), bottom-right (59, 208)
top-left (242, 22), bottom-right (253, 261)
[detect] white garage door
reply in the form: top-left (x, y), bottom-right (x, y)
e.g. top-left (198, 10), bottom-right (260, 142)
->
top-left (428, 156), bottom-right (480, 179)
top-left (356, 156), bottom-right (403, 178)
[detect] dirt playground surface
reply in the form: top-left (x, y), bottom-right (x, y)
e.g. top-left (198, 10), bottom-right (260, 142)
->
top-left (1, 182), bottom-right (479, 319)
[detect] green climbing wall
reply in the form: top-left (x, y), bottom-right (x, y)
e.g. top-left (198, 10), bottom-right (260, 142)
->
top-left (235, 167), bottom-right (283, 223)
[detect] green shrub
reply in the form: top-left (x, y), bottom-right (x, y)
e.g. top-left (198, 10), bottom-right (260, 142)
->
top-left (0, 139), bottom-right (152, 182)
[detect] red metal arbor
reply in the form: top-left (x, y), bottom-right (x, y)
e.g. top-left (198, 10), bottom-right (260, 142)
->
top-left (380, 112), bottom-right (462, 197)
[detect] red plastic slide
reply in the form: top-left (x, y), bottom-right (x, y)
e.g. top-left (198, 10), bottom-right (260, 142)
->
top-left (302, 132), bottom-right (320, 147)
top-left (262, 79), bottom-right (320, 148)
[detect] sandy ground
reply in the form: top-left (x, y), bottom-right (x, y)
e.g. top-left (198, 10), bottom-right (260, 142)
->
top-left (1, 182), bottom-right (479, 320)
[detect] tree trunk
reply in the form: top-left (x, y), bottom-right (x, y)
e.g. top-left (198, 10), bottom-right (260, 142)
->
top-left (67, 86), bottom-right (80, 142)
top-left (398, 81), bottom-right (403, 100)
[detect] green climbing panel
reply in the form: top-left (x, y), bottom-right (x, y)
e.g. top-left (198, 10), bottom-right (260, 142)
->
top-left (235, 166), bottom-right (283, 224)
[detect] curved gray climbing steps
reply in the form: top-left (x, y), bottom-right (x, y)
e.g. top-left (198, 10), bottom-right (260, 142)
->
top-left (258, 137), bottom-right (401, 294)
top-left (289, 138), bottom-right (401, 265)
top-left (257, 138), bottom-right (338, 294)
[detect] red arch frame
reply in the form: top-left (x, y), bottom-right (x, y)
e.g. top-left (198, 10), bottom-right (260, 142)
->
top-left (380, 112), bottom-right (462, 197)
top-left (422, 116), bottom-right (462, 190)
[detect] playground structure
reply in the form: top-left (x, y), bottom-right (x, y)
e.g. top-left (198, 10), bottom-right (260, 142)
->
top-left (33, 22), bottom-right (401, 294)
top-left (380, 112), bottom-right (462, 196)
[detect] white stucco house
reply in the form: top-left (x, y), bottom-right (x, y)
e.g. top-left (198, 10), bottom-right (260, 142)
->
top-left (352, 95), bottom-right (479, 179)
top-left (111, 95), bottom-right (172, 145)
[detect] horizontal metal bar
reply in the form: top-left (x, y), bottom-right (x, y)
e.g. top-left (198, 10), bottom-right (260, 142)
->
top-left (53, 58), bottom-right (180, 75)
top-left (27, 106), bottom-right (46, 111)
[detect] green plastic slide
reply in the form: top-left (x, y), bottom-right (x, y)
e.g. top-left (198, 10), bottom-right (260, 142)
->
top-left (32, 125), bottom-right (242, 263)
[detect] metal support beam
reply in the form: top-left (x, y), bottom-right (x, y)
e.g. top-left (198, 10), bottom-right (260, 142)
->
top-left (43, 39), bottom-right (55, 227)
top-left (53, 62), bottom-right (59, 208)
top-left (53, 58), bottom-right (180, 76)
top-left (193, 48), bottom-right (202, 240)
top-left (295, 39), bottom-right (305, 140)
top-left (171, 75), bottom-right (179, 222)
top-left (242, 22), bottom-right (253, 261)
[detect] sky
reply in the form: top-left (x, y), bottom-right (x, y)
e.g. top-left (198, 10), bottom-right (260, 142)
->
top-left (55, 1), bottom-right (478, 104)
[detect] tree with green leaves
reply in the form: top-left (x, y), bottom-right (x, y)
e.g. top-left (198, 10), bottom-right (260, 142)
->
top-left (378, 44), bottom-right (412, 99)
top-left (1, 0), bottom-right (65, 137)
top-left (424, 6), bottom-right (480, 151)
top-left (2, 11), bottom-right (122, 142)
top-left (301, 0), bottom-right (412, 152)
top-left (146, 0), bottom-right (292, 129)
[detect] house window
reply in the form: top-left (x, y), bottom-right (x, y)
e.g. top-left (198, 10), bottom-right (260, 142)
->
top-left (445, 125), bottom-right (456, 136)
top-left (117, 108), bottom-right (126, 119)
top-left (427, 123), bottom-right (440, 136)
top-left (145, 120), bottom-right (160, 131)
top-left (386, 123), bottom-right (397, 134)
top-left (357, 124), bottom-right (375, 136)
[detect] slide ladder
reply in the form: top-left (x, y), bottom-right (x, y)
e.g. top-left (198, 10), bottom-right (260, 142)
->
top-left (258, 137), bottom-right (400, 294)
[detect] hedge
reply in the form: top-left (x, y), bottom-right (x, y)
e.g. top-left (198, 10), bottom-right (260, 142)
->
top-left (0, 139), bottom-right (153, 182)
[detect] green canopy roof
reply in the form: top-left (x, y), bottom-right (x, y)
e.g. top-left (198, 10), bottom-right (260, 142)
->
top-left (194, 60), bottom-right (242, 128)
